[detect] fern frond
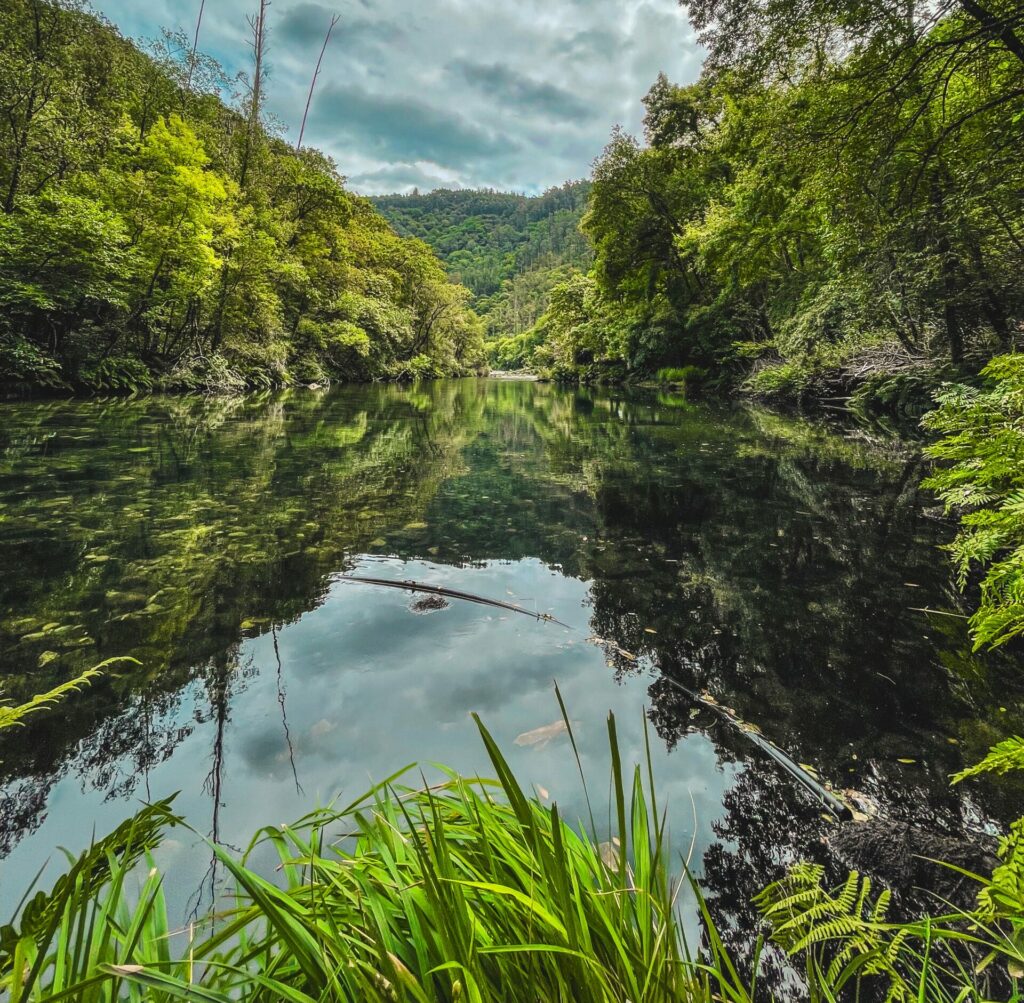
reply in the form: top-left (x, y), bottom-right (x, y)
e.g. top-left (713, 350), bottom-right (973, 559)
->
top-left (952, 736), bottom-right (1024, 783)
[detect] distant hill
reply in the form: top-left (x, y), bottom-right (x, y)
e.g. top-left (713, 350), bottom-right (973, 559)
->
top-left (373, 183), bottom-right (592, 337)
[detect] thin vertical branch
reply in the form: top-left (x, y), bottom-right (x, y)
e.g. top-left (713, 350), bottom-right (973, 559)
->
top-left (296, 13), bottom-right (340, 151)
top-left (185, 0), bottom-right (206, 92)
top-left (240, 0), bottom-right (270, 189)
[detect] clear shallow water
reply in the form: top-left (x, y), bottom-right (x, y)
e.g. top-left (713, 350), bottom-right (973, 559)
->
top-left (1, 380), bottom-right (1021, 953)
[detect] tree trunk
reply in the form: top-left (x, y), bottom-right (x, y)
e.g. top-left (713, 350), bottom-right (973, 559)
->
top-left (957, 0), bottom-right (1024, 65)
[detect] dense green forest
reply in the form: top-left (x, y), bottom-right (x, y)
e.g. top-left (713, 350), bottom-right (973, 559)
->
top-left (0, 1), bottom-right (485, 394)
top-left (498, 0), bottom-right (1023, 413)
top-left (373, 185), bottom-right (592, 353)
top-left (2, 0), bottom-right (1024, 998)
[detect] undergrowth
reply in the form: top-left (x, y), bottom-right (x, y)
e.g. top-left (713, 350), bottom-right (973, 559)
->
top-left (0, 675), bottom-right (1021, 1000)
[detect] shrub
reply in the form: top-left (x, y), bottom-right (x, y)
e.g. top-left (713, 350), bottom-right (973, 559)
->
top-left (744, 360), bottom-right (813, 399)
top-left (0, 333), bottom-right (66, 391)
top-left (923, 355), bottom-right (1024, 649)
top-left (78, 356), bottom-right (155, 393)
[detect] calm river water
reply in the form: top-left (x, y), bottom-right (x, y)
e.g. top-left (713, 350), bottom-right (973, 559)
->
top-left (1, 379), bottom-right (1021, 952)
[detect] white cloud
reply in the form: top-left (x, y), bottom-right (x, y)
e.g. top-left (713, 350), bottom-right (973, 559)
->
top-left (94, 0), bottom-right (703, 194)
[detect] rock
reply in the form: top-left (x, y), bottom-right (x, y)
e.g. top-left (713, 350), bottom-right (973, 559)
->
top-left (829, 819), bottom-right (1000, 909)
top-left (410, 595), bottom-right (450, 614)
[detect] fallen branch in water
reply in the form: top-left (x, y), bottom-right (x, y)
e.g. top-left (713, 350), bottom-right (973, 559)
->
top-left (662, 676), bottom-right (855, 822)
top-left (588, 636), bottom-right (854, 821)
top-left (338, 576), bottom-right (572, 628)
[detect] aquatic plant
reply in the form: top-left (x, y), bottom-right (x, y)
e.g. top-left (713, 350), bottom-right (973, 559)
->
top-left (0, 678), bottom-right (1021, 1001)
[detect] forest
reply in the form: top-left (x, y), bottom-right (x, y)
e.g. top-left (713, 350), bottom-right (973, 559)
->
top-left (498, 0), bottom-right (1024, 414)
top-left (0, 0), bottom-right (485, 394)
top-left (373, 185), bottom-right (591, 347)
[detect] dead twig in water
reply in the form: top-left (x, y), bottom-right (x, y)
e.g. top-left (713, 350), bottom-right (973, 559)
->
top-left (338, 575), bottom-right (572, 629)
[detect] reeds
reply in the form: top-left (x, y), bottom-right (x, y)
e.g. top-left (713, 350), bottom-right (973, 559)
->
top-left (1, 699), bottom-right (1018, 1002)
top-left (0, 710), bottom-right (751, 1002)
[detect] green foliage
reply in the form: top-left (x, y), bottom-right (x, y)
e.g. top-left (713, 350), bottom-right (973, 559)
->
top-left (757, 860), bottom-right (1022, 1001)
top-left (0, 2), bottom-right (482, 394)
top-left (518, 0), bottom-right (1024, 391)
top-left (7, 689), bottom-right (1023, 1001)
top-left (0, 664), bottom-right (117, 732)
top-left (755, 865), bottom-right (910, 991)
top-left (374, 185), bottom-right (592, 297)
top-left (0, 710), bottom-right (759, 1003)
top-left (953, 735), bottom-right (1024, 784)
top-left (759, 712), bottom-right (1024, 999)
top-left (0, 798), bottom-right (176, 967)
top-left (744, 361), bottom-right (813, 400)
top-left (0, 334), bottom-right (65, 390)
top-left (924, 355), bottom-right (1024, 648)
top-left (373, 185), bottom-right (593, 348)
top-left (655, 366), bottom-right (703, 386)
top-left (953, 736), bottom-right (1024, 936)
top-left (78, 357), bottom-right (156, 393)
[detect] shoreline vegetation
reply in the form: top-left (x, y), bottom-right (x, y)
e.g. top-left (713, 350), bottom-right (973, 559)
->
top-left (2, 0), bottom-right (1024, 997)
top-left (1, 674), bottom-right (1022, 1001)
top-left (0, 1), bottom-right (486, 398)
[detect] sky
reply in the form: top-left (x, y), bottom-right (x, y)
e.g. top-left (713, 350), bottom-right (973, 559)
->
top-left (93, 0), bottom-right (703, 195)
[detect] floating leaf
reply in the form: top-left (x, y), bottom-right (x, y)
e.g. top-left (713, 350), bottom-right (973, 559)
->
top-left (514, 720), bottom-right (569, 749)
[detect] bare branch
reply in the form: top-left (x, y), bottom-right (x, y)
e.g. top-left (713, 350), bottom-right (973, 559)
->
top-left (296, 13), bottom-right (340, 151)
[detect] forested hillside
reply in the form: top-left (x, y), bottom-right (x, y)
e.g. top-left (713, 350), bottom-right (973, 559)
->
top-left (0, 1), bottom-right (484, 395)
top-left (506, 0), bottom-right (1024, 410)
top-left (373, 185), bottom-right (591, 347)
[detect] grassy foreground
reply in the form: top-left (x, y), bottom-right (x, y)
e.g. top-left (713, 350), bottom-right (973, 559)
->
top-left (1, 676), bottom-right (1022, 1001)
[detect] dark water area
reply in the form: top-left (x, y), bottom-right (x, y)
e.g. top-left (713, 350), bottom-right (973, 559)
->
top-left (1, 379), bottom-right (1021, 970)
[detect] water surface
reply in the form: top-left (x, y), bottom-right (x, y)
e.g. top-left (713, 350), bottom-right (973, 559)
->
top-left (1, 380), bottom-right (1021, 953)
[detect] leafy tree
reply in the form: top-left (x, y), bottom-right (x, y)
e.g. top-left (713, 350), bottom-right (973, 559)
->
top-left (0, 2), bottom-right (482, 393)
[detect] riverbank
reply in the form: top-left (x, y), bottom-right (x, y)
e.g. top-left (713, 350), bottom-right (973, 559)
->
top-left (3, 668), bottom-right (1021, 1002)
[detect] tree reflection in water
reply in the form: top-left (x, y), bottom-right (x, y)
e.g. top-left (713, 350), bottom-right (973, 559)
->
top-left (1, 381), bottom-right (1021, 952)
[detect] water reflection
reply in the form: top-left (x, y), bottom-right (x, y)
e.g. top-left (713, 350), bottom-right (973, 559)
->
top-left (0, 381), bottom-right (1021, 955)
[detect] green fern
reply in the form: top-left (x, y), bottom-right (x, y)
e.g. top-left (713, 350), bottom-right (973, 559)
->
top-left (924, 355), bottom-right (1024, 648)
top-left (754, 864), bottom-right (993, 1001)
top-left (953, 736), bottom-right (1024, 784)
top-left (0, 658), bottom-right (137, 732)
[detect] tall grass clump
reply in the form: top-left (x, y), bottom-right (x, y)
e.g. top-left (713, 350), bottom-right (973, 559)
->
top-left (655, 366), bottom-right (704, 388)
top-left (2, 677), bottom-right (1022, 1001)
top-left (0, 709), bottom-right (756, 1003)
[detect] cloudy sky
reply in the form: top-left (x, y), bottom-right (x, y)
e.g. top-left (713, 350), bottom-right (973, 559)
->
top-left (93, 0), bottom-right (702, 195)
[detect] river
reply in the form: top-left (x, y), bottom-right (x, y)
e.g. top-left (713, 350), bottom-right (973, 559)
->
top-left (1, 379), bottom-right (1021, 958)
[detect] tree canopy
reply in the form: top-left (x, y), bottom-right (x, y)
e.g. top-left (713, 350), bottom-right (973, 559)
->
top-left (0, 0), bottom-right (484, 393)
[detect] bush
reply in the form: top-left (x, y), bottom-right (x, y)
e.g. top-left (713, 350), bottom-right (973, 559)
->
top-left (78, 356), bottom-right (154, 393)
top-left (744, 360), bottom-right (813, 399)
top-left (0, 333), bottom-right (66, 391)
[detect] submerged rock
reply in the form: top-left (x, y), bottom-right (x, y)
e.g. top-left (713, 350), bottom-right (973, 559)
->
top-left (410, 595), bottom-right (450, 614)
top-left (829, 819), bottom-right (999, 908)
